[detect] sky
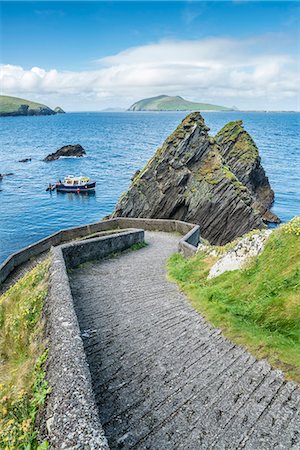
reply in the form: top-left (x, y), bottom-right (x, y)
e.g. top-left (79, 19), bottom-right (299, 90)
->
top-left (0, 1), bottom-right (299, 111)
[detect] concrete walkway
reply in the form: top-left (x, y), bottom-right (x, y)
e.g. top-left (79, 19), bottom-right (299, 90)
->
top-left (69, 232), bottom-right (300, 450)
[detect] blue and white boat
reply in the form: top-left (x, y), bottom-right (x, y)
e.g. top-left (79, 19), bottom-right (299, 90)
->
top-left (47, 175), bottom-right (96, 192)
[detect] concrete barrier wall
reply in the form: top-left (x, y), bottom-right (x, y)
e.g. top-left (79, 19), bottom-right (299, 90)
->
top-left (62, 229), bottom-right (144, 269)
top-left (45, 229), bottom-right (144, 449)
top-left (0, 217), bottom-right (200, 286)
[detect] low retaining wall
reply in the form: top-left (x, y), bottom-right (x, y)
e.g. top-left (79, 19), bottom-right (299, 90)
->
top-left (0, 217), bottom-right (200, 286)
top-left (45, 229), bottom-right (144, 449)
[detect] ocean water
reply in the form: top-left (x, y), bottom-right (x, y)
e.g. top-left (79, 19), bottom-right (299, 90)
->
top-left (0, 111), bottom-right (299, 264)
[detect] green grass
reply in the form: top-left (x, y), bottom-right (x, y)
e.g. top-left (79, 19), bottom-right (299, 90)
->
top-left (0, 95), bottom-right (50, 114)
top-left (128, 94), bottom-right (230, 111)
top-left (0, 260), bottom-right (50, 449)
top-left (167, 218), bottom-right (300, 383)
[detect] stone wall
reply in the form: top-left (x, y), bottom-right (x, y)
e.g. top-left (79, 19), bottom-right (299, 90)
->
top-left (0, 217), bottom-right (200, 285)
top-left (45, 229), bottom-right (145, 449)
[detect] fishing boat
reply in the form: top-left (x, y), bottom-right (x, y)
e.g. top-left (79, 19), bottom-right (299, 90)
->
top-left (46, 175), bottom-right (96, 193)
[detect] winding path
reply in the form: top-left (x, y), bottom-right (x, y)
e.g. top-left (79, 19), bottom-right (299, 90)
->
top-left (69, 231), bottom-right (300, 450)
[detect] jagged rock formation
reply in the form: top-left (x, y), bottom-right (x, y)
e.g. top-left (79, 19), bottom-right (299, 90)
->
top-left (112, 113), bottom-right (278, 245)
top-left (216, 121), bottom-right (279, 223)
top-left (44, 144), bottom-right (86, 161)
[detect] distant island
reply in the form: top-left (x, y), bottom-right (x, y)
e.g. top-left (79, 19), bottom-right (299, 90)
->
top-left (0, 95), bottom-right (65, 117)
top-left (128, 95), bottom-right (232, 112)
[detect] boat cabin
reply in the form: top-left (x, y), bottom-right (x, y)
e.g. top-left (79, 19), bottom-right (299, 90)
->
top-left (63, 175), bottom-right (90, 186)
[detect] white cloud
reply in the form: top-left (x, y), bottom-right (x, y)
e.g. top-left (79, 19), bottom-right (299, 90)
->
top-left (1, 36), bottom-right (299, 110)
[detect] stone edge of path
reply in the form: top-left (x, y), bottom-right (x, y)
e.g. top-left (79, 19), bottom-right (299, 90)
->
top-left (0, 217), bottom-right (200, 286)
top-left (44, 229), bottom-right (145, 449)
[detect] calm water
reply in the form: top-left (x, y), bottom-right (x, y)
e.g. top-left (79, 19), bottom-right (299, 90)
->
top-left (0, 111), bottom-right (299, 264)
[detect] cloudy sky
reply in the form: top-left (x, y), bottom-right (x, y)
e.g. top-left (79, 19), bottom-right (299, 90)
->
top-left (1, 1), bottom-right (299, 111)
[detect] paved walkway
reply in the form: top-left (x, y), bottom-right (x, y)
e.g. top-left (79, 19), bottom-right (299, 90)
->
top-left (69, 232), bottom-right (300, 450)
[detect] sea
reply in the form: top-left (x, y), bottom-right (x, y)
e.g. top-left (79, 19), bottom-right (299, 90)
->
top-left (0, 111), bottom-right (299, 264)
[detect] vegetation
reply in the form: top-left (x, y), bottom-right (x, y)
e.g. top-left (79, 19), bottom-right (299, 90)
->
top-left (167, 218), bottom-right (300, 383)
top-left (128, 94), bottom-right (231, 111)
top-left (0, 260), bottom-right (50, 449)
top-left (0, 95), bottom-right (55, 116)
top-left (216, 120), bottom-right (259, 163)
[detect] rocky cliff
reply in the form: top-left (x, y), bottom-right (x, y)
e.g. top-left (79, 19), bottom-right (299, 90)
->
top-left (112, 113), bottom-right (278, 245)
top-left (215, 121), bottom-right (279, 223)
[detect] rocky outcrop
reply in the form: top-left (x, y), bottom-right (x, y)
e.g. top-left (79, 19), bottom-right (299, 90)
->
top-left (44, 144), bottom-right (86, 161)
top-left (205, 230), bottom-right (272, 279)
top-left (54, 106), bottom-right (65, 114)
top-left (215, 121), bottom-right (279, 223)
top-left (112, 112), bottom-right (278, 245)
top-left (1, 104), bottom-right (56, 116)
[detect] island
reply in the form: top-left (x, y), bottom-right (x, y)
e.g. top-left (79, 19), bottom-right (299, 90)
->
top-left (0, 95), bottom-right (65, 117)
top-left (44, 144), bottom-right (86, 161)
top-left (128, 94), bottom-right (232, 112)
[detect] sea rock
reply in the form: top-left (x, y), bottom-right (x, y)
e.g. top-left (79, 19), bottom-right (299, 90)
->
top-left (112, 112), bottom-right (277, 245)
top-left (44, 144), bottom-right (86, 161)
top-left (54, 106), bottom-right (65, 114)
top-left (215, 121), bottom-right (280, 223)
top-left (207, 229), bottom-right (272, 279)
top-left (19, 158), bottom-right (31, 163)
top-left (0, 173), bottom-right (14, 178)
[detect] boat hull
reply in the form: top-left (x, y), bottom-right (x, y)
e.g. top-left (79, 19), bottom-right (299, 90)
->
top-left (56, 181), bottom-right (96, 192)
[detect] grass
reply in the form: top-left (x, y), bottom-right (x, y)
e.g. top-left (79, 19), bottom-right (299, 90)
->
top-left (0, 260), bottom-right (50, 449)
top-left (167, 218), bottom-right (300, 383)
top-left (0, 95), bottom-right (49, 114)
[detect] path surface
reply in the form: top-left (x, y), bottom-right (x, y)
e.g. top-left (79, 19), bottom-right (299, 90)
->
top-left (70, 232), bottom-right (300, 450)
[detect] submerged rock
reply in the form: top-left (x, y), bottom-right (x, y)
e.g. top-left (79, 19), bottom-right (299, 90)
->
top-left (112, 112), bottom-right (278, 245)
top-left (0, 173), bottom-right (14, 178)
top-left (44, 144), bottom-right (86, 161)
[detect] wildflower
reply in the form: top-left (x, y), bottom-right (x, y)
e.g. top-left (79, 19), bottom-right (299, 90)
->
top-left (20, 418), bottom-right (31, 433)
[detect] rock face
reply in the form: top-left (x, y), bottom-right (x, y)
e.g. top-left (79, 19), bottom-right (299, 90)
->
top-left (54, 106), bottom-right (65, 114)
top-left (44, 144), bottom-right (86, 161)
top-left (206, 230), bottom-right (272, 279)
top-left (215, 121), bottom-right (279, 223)
top-left (112, 112), bottom-right (278, 245)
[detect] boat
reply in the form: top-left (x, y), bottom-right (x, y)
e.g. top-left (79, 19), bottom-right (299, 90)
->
top-left (47, 175), bottom-right (96, 193)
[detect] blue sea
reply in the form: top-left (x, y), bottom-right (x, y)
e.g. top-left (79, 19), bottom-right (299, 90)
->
top-left (0, 111), bottom-right (299, 264)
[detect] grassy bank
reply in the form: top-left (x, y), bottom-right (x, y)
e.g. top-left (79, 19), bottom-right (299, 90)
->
top-left (168, 218), bottom-right (300, 383)
top-left (0, 260), bottom-right (50, 449)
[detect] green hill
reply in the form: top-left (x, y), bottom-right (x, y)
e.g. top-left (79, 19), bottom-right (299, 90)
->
top-left (128, 95), bottom-right (231, 111)
top-left (0, 95), bottom-right (57, 116)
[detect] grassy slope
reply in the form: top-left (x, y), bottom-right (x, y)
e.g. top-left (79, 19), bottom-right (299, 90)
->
top-left (168, 218), bottom-right (300, 383)
top-left (0, 95), bottom-right (50, 114)
top-left (129, 95), bottom-right (230, 111)
top-left (0, 260), bottom-right (50, 449)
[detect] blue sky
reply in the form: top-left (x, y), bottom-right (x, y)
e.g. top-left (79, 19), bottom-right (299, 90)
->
top-left (1, 1), bottom-right (299, 110)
